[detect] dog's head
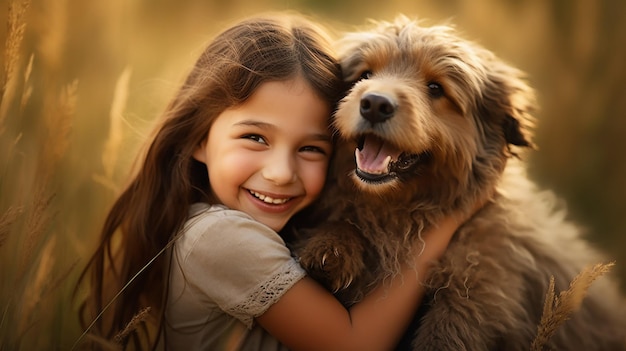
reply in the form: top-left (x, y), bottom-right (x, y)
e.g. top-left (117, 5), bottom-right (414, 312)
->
top-left (333, 16), bottom-right (536, 208)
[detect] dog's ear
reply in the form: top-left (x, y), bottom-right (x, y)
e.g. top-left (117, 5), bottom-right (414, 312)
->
top-left (483, 58), bottom-right (537, 150)
top-left (336, 31), bottom-right (377, 83)
top-left (503, 114), bottom-right (533, 147)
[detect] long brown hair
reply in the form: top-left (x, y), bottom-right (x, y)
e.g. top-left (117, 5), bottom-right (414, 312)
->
top-left (76, 12), bottom-right (343, 349)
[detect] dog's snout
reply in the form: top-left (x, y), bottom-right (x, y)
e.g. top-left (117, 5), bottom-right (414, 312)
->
top-left (360, 93), bottom-right (395, 124)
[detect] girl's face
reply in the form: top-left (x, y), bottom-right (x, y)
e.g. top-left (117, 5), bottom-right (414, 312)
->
top-left (193, 76), bottom-right (333, 232)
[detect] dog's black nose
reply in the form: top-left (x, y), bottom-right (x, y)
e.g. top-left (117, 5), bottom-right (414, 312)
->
top-left (360, 93), bottom-right (395, 124)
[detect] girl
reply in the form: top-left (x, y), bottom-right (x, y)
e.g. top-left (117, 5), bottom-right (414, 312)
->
top-left (78, 13), bottom-right (481, 350)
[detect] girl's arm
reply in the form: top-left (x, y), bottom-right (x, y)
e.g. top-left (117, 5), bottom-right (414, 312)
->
top-left (256, 212), bottom-right (467, 351)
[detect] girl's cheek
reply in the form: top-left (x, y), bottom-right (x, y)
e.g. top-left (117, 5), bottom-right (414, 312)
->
top-left (309, 162), bottom-right (329, 196)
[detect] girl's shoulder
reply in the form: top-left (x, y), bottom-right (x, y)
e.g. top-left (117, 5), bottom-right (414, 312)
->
top-left (188, 202), bottom-right (255, 221)
top-left (178, 203), bottom-right (288, 257)
top-left (185, 203), bottom-right (264, 232)
top-left (170, 204), bottom-right (306, 330)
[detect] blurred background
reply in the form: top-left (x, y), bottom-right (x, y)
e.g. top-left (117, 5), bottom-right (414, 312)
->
top-left (1, 0), bottom-right (624, 349)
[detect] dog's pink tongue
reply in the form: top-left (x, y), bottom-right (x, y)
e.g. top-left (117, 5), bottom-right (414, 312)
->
top-left (355, 135), bottom-right (402, 174)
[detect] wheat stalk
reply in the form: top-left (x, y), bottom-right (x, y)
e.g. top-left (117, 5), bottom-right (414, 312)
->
top-left (113, 307), bottom-right (152, 345)
top-left (530, 262), bottom-right (615, 351)
top-left (16, 188), bottom-right (55, 280)
top-left (19, 53), bottom-right (34, 113)
top-left (104, 67), bottom-right (131, 180)
top-left (14, 77), bottom-right (77, 277)
top-left (37, 79), bottom-right (77, 179)
top-left (17, 235), bottom-right (56, 337)
top-left (71, 240), bottom-right (175, 350)
top-left (46, 258), bottom-right (79, 295)
top-left (36, 0), bottom-right (67, 73)
top-left (0, 205), bottom-right (24, 249)
top-left (0, 0), bottom-right (31, 129)
top-left (93, 67), bottom-right (132, 192)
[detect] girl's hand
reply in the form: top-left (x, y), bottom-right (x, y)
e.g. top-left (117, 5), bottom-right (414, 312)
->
top-left (417, 194), bottom-right (491, 265)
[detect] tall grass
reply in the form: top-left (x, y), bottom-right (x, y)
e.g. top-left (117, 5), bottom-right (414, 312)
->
top-left (531, 262), bottom-right (615, 351)
top-left (0, 0), bottom-right (82, 349)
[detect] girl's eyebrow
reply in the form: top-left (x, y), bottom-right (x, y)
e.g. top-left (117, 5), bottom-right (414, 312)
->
top-left (310, 133), bottom-right (332, 143)
top-left (234, 119), bottom-right (273, 129)
top-left (234, 119), bottom-right (332, 142)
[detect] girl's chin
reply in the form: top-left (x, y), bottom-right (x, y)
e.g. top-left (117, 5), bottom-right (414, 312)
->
top-left (255, 216), bottom-right (288, 232)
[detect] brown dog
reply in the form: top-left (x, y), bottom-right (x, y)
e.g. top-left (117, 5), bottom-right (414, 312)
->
top-left (293, 16), bottom-right (626, 350)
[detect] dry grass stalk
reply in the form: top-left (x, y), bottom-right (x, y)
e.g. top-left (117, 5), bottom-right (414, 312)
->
top-left (17, 235), bottom-right (56, 337)
top-left (17, 258), bottom-right (79, 348)
top-left (72, 240), bottom-right (176, 350)
top-left (0, 205), bottom-right (24, 249)
top-left (17, 79), bottom-right (77, 276)
top-left (45, 258), bottom-right (79, 296)
top-left (113, 307), bottom-right (152, 345)
top-left (94, 67), bottom-right (132, 192)
top-left (37, 0), bottom-right (67, 73)
top-left (530, 262), bottom-right (615, 351)
top-left (17, 188), bottom-right (55, 280)
top-left (0, 0), bottom-right (31, 129)
top-left (19, 53), bottom-right (34, 113)
top-left (38, 79), bottom-right (77, 179)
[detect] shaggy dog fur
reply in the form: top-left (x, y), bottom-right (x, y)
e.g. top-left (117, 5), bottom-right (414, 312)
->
top-left (292, 16), bottom-right (626, 350)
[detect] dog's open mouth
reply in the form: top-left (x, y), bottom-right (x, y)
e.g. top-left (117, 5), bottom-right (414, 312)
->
top-left (355, 134), bottom-right (429, 184)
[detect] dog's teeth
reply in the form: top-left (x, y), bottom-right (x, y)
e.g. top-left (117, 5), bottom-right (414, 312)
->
top-left (321, 254), bottom-right (327, 266)
top-left (383, 155), bottom-right (392, 172)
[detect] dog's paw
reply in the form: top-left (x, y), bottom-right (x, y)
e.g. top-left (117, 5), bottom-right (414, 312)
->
top-left (296, 223), bottom-right (366, 292)
top-left (299, 241), bottom-right (365, 292)
top-left (302, 244), bottom-right (364, 292)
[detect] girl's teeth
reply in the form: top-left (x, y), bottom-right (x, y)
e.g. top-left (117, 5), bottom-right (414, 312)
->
top-left (250, 190), bottom-right (289, 204)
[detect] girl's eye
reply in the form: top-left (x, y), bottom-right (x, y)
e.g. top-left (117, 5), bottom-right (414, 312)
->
top-left (427, 82), bottom-right (444, 98)
top-left (242, 134), bottom-right (267, 145)
top-left (300, 145), bottom-right (329, 155)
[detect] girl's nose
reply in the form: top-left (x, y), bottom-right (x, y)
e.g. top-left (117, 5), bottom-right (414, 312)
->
top-left (262, 152), bottom-right (297, 185)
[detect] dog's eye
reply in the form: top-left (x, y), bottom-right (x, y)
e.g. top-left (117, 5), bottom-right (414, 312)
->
top-left (427, 82), bottom-right (444, 98)
top-left (359, 70), bottom-right (373, 80)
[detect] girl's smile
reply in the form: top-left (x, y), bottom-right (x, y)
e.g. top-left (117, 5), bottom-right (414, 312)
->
top-left (193, 75), bottom-right (333, 231)
top-left (245, 188), bottom-right (300, 215)
top-left (247, 189), bottom-right (292, 205)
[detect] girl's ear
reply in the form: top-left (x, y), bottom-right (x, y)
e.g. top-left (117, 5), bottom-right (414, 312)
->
top-left (192, 139), bottom-right (208, 164)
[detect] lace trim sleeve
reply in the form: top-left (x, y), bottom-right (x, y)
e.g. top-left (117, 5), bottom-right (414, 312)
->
top-left (226, 259), bottom-right (305, 328)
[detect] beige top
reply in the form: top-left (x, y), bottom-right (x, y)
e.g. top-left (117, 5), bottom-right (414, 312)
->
top-left (165, 203), bottom-right (306, 351)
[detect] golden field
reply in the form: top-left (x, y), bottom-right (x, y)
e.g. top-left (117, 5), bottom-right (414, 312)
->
top-left (1, 0), bottom-right (625, 349)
